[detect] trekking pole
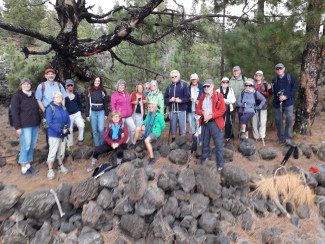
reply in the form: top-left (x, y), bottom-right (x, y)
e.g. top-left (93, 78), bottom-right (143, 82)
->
top-left (58, 137), bottom-right (64, 181)
top-left (67, 139), bottom-right (73, 175)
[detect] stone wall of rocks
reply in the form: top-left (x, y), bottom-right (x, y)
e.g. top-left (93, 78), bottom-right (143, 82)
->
top-left (1, 138), bottom-right (325, 243)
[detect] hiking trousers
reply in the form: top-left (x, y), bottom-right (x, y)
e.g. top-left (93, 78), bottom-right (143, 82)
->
top-left (274, 105), bottom-right (293, 141)
top-left (252, 109), bottom-right (267, 139)
top-left (93, 143), bottom-right (127, 160)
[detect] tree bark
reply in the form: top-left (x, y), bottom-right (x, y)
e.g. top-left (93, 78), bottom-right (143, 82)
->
top-left (293, 0), bottom-right (324, 134)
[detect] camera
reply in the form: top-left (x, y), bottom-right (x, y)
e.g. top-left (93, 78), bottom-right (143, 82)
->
top-left (138, 98), bottom-right (141, 101)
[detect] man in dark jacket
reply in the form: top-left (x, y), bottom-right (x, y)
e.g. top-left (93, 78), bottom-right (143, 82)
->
top-left (187, 73), bottom-right (204, 139)
top-left (65, 79), bottom-right (85, 146)
top-left (164, 70), bottom-right (190, 142)
top-left (268, 63), bottom-right (298, 144)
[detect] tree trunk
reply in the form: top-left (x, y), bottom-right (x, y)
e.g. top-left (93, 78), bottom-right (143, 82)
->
top-left (293, 0), bottom-right (324, 134)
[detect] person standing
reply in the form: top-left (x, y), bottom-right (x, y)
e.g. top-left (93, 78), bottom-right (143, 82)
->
top-left (216, 77), bottom-right (236, 143)
top-left (85, 76), bottom-right (108, 147)
top-left (164, 70), bottom-right (190, 142)
top-left (65, 79), bottom-right (85, 146)
top-left (237, 79), bottom-right (266, 139)
top-left (46, 91), bottom-right (70, 180)
top-left (131, 83), bottom-right (147, 127)
top-left (11, 78), bottom-right (41, 175)
top-left (196, 79), bottom-right (226, 173)
top-left (229, 66), bottom-right (246, 135)
top-left (111, 79), bottom-right (136, 143)
top-left (35, 68), bottom-right (67, 149)
top-left (144, 82), bottom-right (151, 96)
top-left (268, 63), bottom-right (298, 144)
top-left (147, 80), bottom-right (164, 115)
top-left (187, 73), bottom-right (204, 140)
top-left (252, 71), bottom-right (271, 142)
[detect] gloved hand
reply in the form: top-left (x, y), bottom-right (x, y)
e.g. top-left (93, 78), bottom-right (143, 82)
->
top-left (242, 103), bottom-right (246, 108)
top-left (254, 106), bottom-right (260, 111)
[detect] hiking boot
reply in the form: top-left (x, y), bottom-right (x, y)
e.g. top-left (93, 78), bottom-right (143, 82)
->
top-left (217, 167), bottom-right (223, 174)
top-left (240, 132), bottom-right (246, 139)
top-left (58, 164), bottom-right (68, 174)
top-left (148, 157), bottom-right (156, 165)
top-left (22, 167), bottom-right (39, 176)
top-left (274, 139), bottom-right (285, 145)
top-left (128, 144), bottom-right (136, 150)
top-left (117, 158), bottom-right (122, 165)
top-left (171, 138), bottom-right (175, 143)
top-left (78, 140), bottom-right (83, 146)
top-left (86, 164), bottom-right (95, 173)
top-left (47, 169), bottom-right (55, 180)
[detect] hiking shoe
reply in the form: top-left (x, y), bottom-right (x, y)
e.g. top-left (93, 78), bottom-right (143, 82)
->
top-left (58, 164), bottom-right (68, 174)
top-left (47, 169), bottom-right (55, 180)
top-left (78, 140), bottom-right (83, 146)
top-left (148, 157), bottom-right (156, 165)
top-left (22, 167), bottom-right (39, 176)
top-left (117, 158), bottom-right (122, 165)
top-left (217, 167), bottom-right (223, 174)
top-left (171, 138), bottom-right (175, 143)
top-left (240, 132), bottom-right (246, 139)
top-left (86, 164), bottom-right (95, 173)
top-left (128, 144), bottom-right (136, 150)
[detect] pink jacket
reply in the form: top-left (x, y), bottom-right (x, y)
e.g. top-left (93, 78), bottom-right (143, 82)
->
top-left (110, 90), bottom-right (132, 118)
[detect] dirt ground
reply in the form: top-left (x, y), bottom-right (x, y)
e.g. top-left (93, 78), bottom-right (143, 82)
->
top-left (0, 87), bottom-right (325, 243)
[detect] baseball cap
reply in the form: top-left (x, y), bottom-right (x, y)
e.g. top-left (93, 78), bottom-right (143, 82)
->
top-left (275, 63), bottom-right (284, 69)
top-left (66, 79), bottom-right (74, 85)
top-left (244, 78), bottom-right (254, 86)
top-left (203, 79), bottom-right (213, 86)
top-left (221, 77), bottom-right (229, 82)
top-left (255, 70), bottom-right (263, 75)
top-left (45, 68), bottom-right (55, 74)
top-left (232, 66), bottom-right (240, 72)
top-left (190, 73), bottom-right (199, 80)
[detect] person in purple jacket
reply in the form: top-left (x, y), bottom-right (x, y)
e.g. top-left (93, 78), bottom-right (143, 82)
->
top-left (111, 79), bottom-right (136, 143)
top-left (11, 78), bottom-right (41, 175)
top-left (164, 70), bottom-right (190, 142)
top-left (46, 91), bottom-right (71, 180)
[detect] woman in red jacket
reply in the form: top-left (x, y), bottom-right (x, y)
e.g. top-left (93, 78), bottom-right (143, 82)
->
top-left (131, 83), bottom-right (146, 127)
top-left (86, 110), bottom-right (129, 172)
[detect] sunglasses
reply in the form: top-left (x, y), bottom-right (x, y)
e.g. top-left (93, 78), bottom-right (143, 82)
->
top-left (171, 76), bottom-right (178, 78)
top-left (67, 84), bottom-right (74, 87)
top-left (203, 85), bottom-right (210, 88)
top-left (245, 85), bottom-right (253, 87)
top-left (222, 81), bottom-right (229, 84)
top-left (276, 68), bottom-right (283, 70)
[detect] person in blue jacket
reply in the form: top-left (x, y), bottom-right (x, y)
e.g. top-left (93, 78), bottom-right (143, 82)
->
top-left (46, 91), bottom-right (71, 180)
top-left (237, 79), bottom-right (266, 140)
top-left (268, 63), bottom-right (298, 144)
top-left (164, 70), bottom-right (190, 142)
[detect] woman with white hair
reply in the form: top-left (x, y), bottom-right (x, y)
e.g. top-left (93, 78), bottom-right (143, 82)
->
top-left (111, 79), bottom-right (136, 142)
top-left (147, 80), bottom-right (164, 115)
top-left (11, 78), bottom-right (41, 175)
top-left (45, 91), bottom-right (71, 180)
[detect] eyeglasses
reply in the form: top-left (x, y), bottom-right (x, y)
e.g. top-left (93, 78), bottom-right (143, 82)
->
top-left (203, 85), bottom-right (210, 88)
top-left (145, 87), bottom-right (150, 89)
top-left (276, 68), bottom-right (283, 70)
top-left (171, 76), bottom-right (178, 78)
top-left (245, 85), bottom-right (253, 87)
top-left (67, 84), bottom-right (74, 87)
top-left (221, 81), bottom-right (229, 84)
top-left (255, 74), bottom-right (262, 76)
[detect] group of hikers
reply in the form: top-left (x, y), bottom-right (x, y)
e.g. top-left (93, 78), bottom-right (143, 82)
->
top-left (10, 63), bottom-right (297, 179)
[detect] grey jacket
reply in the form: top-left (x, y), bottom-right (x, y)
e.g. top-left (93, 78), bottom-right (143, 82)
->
top-left (237, 90), bottom-right (266, 113)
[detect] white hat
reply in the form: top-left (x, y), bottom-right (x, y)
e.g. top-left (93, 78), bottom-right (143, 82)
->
top-left (190, 73), bottom-right (199, 80)
top-left (221, 77), bottom-right (229, 82)
top-left (148, 100), bottom-right (157, 106)
top-left (245, 78), bottom-right (254, 86)
top-left (255, 70), bottom-right (263, 75)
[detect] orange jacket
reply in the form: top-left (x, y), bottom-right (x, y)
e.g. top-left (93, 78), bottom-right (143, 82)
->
top-left (196, 90), bottom-right (226, 130)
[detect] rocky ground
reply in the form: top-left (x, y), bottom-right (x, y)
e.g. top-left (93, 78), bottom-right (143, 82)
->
top-left (1, 87), bottom-right (325, 243)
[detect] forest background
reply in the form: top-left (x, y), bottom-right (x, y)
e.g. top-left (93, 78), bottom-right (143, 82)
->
top-left (0, 0), bottom-right (323, 134)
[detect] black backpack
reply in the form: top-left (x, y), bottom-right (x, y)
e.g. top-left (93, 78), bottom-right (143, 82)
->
top-left (8, 93), bottom-right (23, 127)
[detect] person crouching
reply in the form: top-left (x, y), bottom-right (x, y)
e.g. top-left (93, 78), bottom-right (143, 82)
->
top-left (87, 111), bottom-right (129, 173)
top-left (46, 91), bottom-right (71, 180)
top-left (128, 101), bottom-right (166, 165)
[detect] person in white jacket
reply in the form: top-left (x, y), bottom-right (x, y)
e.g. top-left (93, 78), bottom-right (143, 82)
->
top-left (216, 77), bottom-right (236, 143)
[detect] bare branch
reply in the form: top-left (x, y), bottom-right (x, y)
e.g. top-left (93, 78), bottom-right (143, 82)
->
top-left (81, 6), bottom-right (126, 19)
top-left (126, 13), bottom-right (259, 46)
top-left (0, 21), bottom-right (56, 44)
top-left (27, 0), bottom-right (49, 7)
top-left (85, 18), bottom-right (118, 24)
top-left (22, 46), bottom-right (53, 58)
top-left (108, 50), bottom-right (166, 77)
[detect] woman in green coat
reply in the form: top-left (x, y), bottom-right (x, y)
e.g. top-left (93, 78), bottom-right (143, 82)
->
top-left (146, 80), bottom-right (164, 115)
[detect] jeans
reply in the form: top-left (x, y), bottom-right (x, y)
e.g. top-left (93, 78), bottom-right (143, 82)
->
top-left (274, 105), bottom-right (293, 141)
top-left (19, 126), bottom-right (39, 164)
top-left (201, 121), bottom-right (224, 169)
top-left (90, 110), bottom-right (105, 146)
top-left (169, 111), bottom-right (186, 135)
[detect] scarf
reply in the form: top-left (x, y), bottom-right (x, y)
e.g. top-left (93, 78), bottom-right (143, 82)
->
top-left (94, 86), bottom-right (100, 90)
top-left (22, 90), bottom-right (32, 97)
top-left (144, 111), bottom-right (157, 139)
top-left (220, 87), bottom-right (229, 99)
top-left (66, 90), bottom-right (75, 100)
top-left (111, 123), bottom-right (121, 140)
top-left (150, 88), bottom-right (160, 96)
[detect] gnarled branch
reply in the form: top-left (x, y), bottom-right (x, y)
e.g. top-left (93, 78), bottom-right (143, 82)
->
top-left (22, 46), bottom-right (53, 59)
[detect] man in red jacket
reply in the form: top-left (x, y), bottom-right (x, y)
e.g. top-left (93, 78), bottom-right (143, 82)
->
top-left (196, 79), bottom-right (226, 173)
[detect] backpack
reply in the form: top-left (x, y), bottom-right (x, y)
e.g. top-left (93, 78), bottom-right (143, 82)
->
top-left (42, 104), bottom-right (67, 129)
top-left (240, 90), bottom-right (258, 110)
top-left (8, 93), bottom-right (23, 127)
top-left (167, 81), bottom-right (185, 97)
top-left (229, 74), bottom-right (246, 83)
top-left (271, 73), bottom-right (292, 86)
top-left (41, 81), bottom-right (62, 99)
